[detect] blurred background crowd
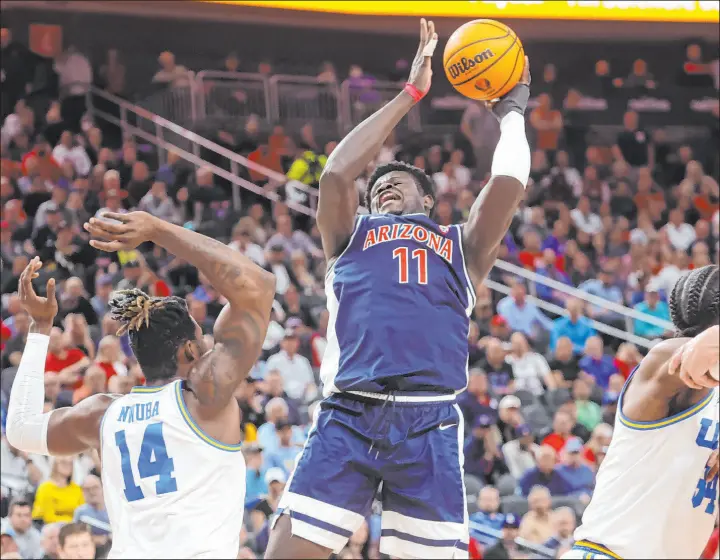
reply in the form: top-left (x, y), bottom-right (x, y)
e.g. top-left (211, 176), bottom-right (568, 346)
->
top-left (1, 2), bottom-right (719, 559)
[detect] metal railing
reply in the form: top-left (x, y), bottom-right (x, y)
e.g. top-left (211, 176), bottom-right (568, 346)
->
top-left (196, 71), bottom-right (271, 123)
top-left (141, 71), bottom-right (423, 133)
top-left (86, 86), bottom-right (316, 216)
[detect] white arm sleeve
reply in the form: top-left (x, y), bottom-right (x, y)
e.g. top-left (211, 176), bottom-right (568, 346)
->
top-left (490, 111), bottom-right (531, 187)
top-left (6, 333), bottom-right (54, 455)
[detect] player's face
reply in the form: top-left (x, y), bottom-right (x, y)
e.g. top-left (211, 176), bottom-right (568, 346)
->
top-left (370, 171), bottom-right (429, 215)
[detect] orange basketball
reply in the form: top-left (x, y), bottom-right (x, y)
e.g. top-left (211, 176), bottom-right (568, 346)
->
top-left (443, 19), bottom-right (524, 101)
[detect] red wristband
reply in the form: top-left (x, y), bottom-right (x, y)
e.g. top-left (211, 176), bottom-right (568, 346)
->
top-left (404, 83), bottom-right (426, 103)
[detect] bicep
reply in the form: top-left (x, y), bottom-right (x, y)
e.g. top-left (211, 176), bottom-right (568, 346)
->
top-left (317, 171), bottom-right (359, 260)
top-left (47, 394), bottom-right (115, 456)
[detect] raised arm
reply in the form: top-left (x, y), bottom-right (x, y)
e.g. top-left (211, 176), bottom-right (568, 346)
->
top-left (317, 18), bottom-right (437, 260)
top-left (85, 211), bottom-right (275, 409)
top-left (6, 257), bottom-right (116, 457)
top-left (463, 58), bottom-right (531, 288)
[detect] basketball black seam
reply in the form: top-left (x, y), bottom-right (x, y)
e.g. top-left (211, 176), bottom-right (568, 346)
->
top-left (492, 44), bottom-right (523, 97)
top-left (453, 34), bottom-right (519, 87)
top-left (445, 28), bottom-right (511, 61)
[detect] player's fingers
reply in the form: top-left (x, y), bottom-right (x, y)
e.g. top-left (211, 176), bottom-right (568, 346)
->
top-left (101, 212), bottom-right (131, 223)
top-left (89, 217), bottom-right (130, 235)
top-left (679, 367), bottom-right (704, 390)
top-left (519, 56), bottom-right (531, 85)
top-left (423, 31), bottom-right (438, 59)
top-left (46, 277), bottom-right (56, 304)
top-left (89, 239), bottom-right (124, 252)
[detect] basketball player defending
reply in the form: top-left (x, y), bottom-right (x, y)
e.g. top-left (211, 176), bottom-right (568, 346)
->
top-left (6, 213), bottom-right (275, 559)
top-left (564, 265), bottom-right (719, 560)
top-left (266, 19), bottom-right (531, 559)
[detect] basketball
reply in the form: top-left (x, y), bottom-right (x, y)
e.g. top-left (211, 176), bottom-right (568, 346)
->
top-left (443, 19), bottom-right (525, 101)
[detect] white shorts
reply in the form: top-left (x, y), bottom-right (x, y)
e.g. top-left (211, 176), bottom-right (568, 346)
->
top-left (561, 541), bottom-right (621, 560)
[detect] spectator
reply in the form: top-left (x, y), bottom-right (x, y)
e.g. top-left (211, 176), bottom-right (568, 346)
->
top-left (56, 523), bottom-right (94, 560)
top-left (579, 268), bottom-right (624, 327)
top-left (138, 181), bottom-right (181, 224)
top-left (54, 47), bottom-right (92, 133)
top-left (32, 457), bottom-right (84, 524)
top-left (541, 506), bottom-right (577, 558)
top-left (264, 243), bottom-right (298, 296)
top-left (534, 249), bottom-right (572, 306)
top-left (550, 298), bottom-right (596, 355)
top-left (583, 423), bottom-right (614, 467)
top-left (483, 513), bottom-right (520, 560)
top-left (541, 411), bottom-right (575, 454)
top-left (51, 132), bottom-right (91, 178)
top-left (90, 275), bottom-right (114, 319)
top-left (256, 398), bottom-right (304, 456)
top-left (248, 468), bottom-right (286, 533)
top-left (244, 444), bottom-right (267, 504)
top-left (44, 327), bottom-right (90, 389)
top-left (0, 500), bottom-right (43, 560)
top-left (262, 369), bottom-right (301, 426)
top-left (530, 94), bottom-right (563, 153)
top-left (518, 485), bottom-right (555, 544)
top-left (502, 424), bottom-right (539, 480)
top-left (579, 336), bottom-right (618, 390)
top-left (464, 415), bottom-right (508, 484)
top-left (264, 328), bottom-right (316, 402)
top-left (468, 486), bottom-right (504, 548)
top-left (58, 277), bottom-right (97, 327)
top-left (612, 111), bottom-right (651, 168)
top-left (496, 283), bottom-right (554, 343)
top-left (497, 395), bottom-right (525, 444)
top-left (571, 196), bottom-right (603, 236)
top-left (228, 218), bottom-right (266, 266)
top-left (460, 101), bottom-right (499, 179)
top-left (557, 437), bottom-right (595, 501)
top-left (266, 215), bottom-right (322, 261)
top-left (573, 378), bottom-right (602, 432)
top-left (94, 335), bottom-right (128, 382)
top-left (477, 338), bottom-right (514, 395)
top-left (72, 475), bottom-right (110, 548)
top-left (71, 365), bottom-right (106, 405)
top-left (458, 369), bottom-right (498, 431)
top-left (619, 58), bottom-right (657, 90)
top-left (152, 51), bottom-right (191, 89)
top-left (632, 285), bottom-right (671, 338)
top-left (664, 207), bottom-right (697, 251)
top-left (519, 446), bottom-right (573, 497)
top-left (40, 522), bottom-right (65, 560)
top-left (505, 332), bottom-right (553, 397)
top-left (265, 420), bottom-right (302, 477)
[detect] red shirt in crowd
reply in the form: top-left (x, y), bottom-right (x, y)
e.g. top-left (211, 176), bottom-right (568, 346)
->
top-left (542, 432), bottom-right (569, 453)
top-left (1, 321), bottom-right (11, 350)
top-left (45, 348), bottom-right (87, 389)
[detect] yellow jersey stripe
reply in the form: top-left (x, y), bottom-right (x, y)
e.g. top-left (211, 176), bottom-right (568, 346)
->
top-left (130, 386), bottom-right (165, 393)
top-left (173, 381), bottom-right (243, 452)
top-left (574, 540), bottom-right (623, 559)
top-left (619, 388), bottom-right (716, 430)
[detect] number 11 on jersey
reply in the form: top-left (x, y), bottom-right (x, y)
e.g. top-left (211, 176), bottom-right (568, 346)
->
top-left (393, 247), bottom-right (428, 285)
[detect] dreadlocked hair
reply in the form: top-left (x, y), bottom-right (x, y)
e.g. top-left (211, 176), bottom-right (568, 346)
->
top-left (668, 264), bottom-right (719, 338)
top-left (365, 161), bottom-right (435, 210)
top-left (109, 288), bottom-right (196, 383)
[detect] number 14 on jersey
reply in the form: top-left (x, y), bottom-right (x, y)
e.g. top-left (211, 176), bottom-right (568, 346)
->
top-left (393, 247), bottom-right (428, 285)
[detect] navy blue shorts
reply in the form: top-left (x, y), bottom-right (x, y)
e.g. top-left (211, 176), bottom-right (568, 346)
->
top-left (276, 393), bottom-right (469, 558)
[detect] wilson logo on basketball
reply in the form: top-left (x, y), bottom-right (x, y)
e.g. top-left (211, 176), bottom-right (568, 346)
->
top-left (447, 49), bottom-right (495, 79)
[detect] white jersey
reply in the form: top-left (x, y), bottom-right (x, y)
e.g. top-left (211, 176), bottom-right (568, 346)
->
top-left (574, 383), bottom-right (719, 560)
top-left (100, 380), bottom-right (246, 559)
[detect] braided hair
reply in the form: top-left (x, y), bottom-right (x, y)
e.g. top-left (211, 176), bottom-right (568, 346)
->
top-left (109, 288), bottom-right (196, 383)
top-left (668, 264), bottom-right (719, 337)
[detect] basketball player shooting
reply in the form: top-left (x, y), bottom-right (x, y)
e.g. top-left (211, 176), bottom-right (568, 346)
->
top-left (265, 18), bottom-right (531, 560)
top-left (565, 265), bottom-right (719, 560)
top-left (6, 213), bottom-right (276, 559)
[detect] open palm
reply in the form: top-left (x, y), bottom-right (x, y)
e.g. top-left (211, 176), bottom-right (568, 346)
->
top-left (18, 257), bottom-right (58, 325)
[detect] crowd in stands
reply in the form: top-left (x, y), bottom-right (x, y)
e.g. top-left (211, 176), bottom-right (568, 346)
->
top-left (2, 22), bottom-right (720, 560)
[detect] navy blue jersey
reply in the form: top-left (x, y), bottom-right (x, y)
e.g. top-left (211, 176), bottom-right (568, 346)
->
top-left (320, 213), bottom-right (476, 396)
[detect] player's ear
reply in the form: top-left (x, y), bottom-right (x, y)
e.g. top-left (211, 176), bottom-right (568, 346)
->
top-left (424, 195), bottom-right (435, 213)
top-left (178, 339), bottom-right (200, 364)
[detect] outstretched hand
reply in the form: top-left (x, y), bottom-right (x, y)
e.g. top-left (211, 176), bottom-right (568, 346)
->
top-left (407, 18), bottom-right (437, 93)
top-left (18, 257), bottom-right (58, 331)
top-left (84, 211), bottom-right (158, 253)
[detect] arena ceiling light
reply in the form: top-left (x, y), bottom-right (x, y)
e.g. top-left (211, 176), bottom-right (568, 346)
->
top-left (208, 1), bottom-right (720, 23)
